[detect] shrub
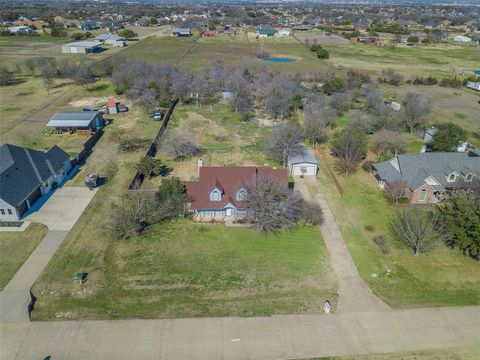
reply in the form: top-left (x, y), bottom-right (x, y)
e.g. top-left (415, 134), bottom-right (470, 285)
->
top-left (365, 224), bottom-right (375, 232)
top-left (362, 160), bottom-right (374, 172)
top-left (302, 201), bottom-right (324, 226)
top-left (373, 234), bottom-right (390, 255)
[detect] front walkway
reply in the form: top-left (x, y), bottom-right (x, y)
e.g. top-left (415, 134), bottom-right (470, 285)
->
top-left (294, 176), bottom-right (390, 313)
top-left (0, 187), bottom-right (97, 322)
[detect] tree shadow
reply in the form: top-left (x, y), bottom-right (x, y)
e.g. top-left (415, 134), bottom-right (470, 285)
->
top-left (87, 83), bottom-right (109, 92)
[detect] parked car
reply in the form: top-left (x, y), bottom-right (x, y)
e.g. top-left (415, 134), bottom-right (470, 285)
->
top-left (117, 104), bottom-right (128, 112)
top-left (153, 111), bottom-right (163, 121)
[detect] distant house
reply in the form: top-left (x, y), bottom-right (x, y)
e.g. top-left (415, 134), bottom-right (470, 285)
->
top-left (278, 29), bottom-right (291, 37)
top-left (61, 41), bottom-right (102, 54)
top-left (171, 28), bottom-right (192, 37)
top-left (0, 144), bottom-right (71, 221)
top-left (288, 149), bottom-right (318, 176)
top-left (256, 24), bottom-right (276, 38)
top-left (103, 21), bottom-right (124, 32)
top-left (356, 36), bottom-right (379, 45)
top-left (46, 111), bottom-right (105, 132)
top-left (292, 25), bottom-right (310, 32)
top-left (95, 33), bottom-right (126, 47)
top-left (453, 35), bottom-right (471, 43)
top-left (7, 25), bottom-right (33, 33)
top-left (185, 165), bottom-right (288, 220)
top-left (80, 21), bottom-right (98, 31)
top-left (372, 153), bottom-right (480, 204)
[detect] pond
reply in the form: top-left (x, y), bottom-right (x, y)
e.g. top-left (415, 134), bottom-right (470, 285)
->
top-left (262, 57), bottom-right (297, 63)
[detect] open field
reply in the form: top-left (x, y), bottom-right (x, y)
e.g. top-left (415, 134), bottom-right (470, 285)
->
top-left (0, 223), bottom-right (48, 291)
top-left (294, 30), bottom-right (350, 45)
top-left (313, 147), bottom-right (480, 308)
top-left (326, 43), bottom-right (480, 78)
top-left (118, 33), bottom-right (331, 73)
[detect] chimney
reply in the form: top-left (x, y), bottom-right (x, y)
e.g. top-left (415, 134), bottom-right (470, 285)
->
top-left (197, 158), bottom-right (204, 175)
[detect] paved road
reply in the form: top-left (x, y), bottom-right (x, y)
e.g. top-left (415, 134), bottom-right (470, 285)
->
top-left (1, 306), bottom-right (479, 359)
top-left (294, 177), bottom-right (390, 313)
top-left (0, 187), bottom-right (97, 322)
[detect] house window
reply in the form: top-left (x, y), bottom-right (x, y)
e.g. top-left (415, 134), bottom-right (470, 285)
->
top-left (210, 189), bottom-right (221, 202)
top-left (7, 209), bottom-right (12, 215)
top-left (0, 209), bottom-right (5, 215)
top-left (236, 188), bottom-right (247, 201)
top-left (447, 173), bottom-right (456, 182)
top-left (465, 173), bottom-right (473, 182)
top-left (418, 189), bottom-right (427, 202)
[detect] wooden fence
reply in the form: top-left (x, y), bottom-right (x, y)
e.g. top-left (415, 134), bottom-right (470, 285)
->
top-left (127, 98), bottom-right (179, 192)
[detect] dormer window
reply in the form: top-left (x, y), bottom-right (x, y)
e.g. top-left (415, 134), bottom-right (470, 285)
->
top-left (447, 173), bottom-right (457, 183)
top-left (465, 173), bottom-right (473, 182)
top-left (210, 188), bottom-right (222, 201)
top-left (236, 187), bottom-right (247, 201)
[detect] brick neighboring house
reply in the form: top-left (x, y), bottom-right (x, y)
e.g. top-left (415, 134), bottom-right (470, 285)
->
top-left (372, 153), bottom-right (480, 204)
top-left (185, 165), bottom-right (288, 220)
top-left (0, 144), bottom-right (71, 221)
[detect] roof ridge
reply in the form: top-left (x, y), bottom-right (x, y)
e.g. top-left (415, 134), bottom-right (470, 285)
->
top-left (23, 148), bottom-right (43, 185)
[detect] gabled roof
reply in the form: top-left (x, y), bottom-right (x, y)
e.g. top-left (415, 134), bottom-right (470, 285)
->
top-left (47, 111), bottom-right (100, 128)
top-left (96, 33), bottom-right (124, 41)
top-left (288, 149), bottom-right (318, 165)
top-left (0, 144), bottom-right (70, 207)
top-left (373, 153), bottom-right (480, 191)
top-left (185, 166), bottom-right (288, 210)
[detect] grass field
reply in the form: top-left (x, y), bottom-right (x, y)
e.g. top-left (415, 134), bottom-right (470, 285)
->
top-left (326, 43), bottom-right (480, 78)
top-left (32, 218), bottom-right (336, 320)
top-left (0, 223), bottom-right (48, 290)
top-left (118, 32), bottom-right (331, 73)
top-left (314, 148), bottom-right (480, 308)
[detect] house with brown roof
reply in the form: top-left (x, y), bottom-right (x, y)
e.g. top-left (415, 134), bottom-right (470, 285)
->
top-left (184, 164), bottom-right (288, 220)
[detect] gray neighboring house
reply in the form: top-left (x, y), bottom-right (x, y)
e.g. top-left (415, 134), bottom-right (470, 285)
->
top-left (288, 149), bottom-right (318, 176)
top-left (171, 28), bottom-right (192, 37)
top-left (372, 153), bottom-right (480, 204)
top-left (0, 144), bottom-right (71, 221)
top-left (46, 111), bottom-right (105, 132)
top-left (61, 41), bottom-right (102, 54)
top-left (95, 33), bottom-right (126, 47)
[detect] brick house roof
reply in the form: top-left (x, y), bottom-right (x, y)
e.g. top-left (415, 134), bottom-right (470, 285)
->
top-left (185, 166), bottom-right (288, 210)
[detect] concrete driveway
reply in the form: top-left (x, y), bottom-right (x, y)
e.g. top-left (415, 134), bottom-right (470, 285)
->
top-left (0, 187), bottom-right (97, 322)
top-left (25, 187), bottom-right (97, 231)
top-left (294, 176), bottom-right (390, 313)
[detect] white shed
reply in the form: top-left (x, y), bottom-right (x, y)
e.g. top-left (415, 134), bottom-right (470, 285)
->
top-left (288, 149), bottom-right (318, 176)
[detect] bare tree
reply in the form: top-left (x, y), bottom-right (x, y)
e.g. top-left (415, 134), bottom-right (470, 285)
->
top-left (389, 209), bottom-right (441, 255)
top-left (24, 59), bottom-right (36, 76)
top-left (331, 128), bottom-right (368, 175)
top-left (385, 179), bottom-right (409, 204)
top-left (381, 68), bottom-right (404, 86)
top-left (61, 62), bottom-right (94, 88)
top-left (160, 130), bottom-right (199, 159)
top-left (402, 92), bottom-right (431, 133)
top-left (304, 106), bottom-right (337, 147)
top-left (329, 92), bottom-right (351, 115)
top-left (245, 174), bottom-right (302, 233)
top-left (266, 123), bottom-right (304, 167)
top-left (38, 58), bottom-right (57, 94)
top-left (371, 130), bottom-right (407, 158)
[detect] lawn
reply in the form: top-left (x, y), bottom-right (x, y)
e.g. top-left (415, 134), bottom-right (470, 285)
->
top-left (0, 223), bottom-right (48, 290)
top-left (32, 220), bottom-right (337, 320)
top-left (314, 148), bottom-right (480, 308)
top-left (326, 43), bottom-right (480, 78)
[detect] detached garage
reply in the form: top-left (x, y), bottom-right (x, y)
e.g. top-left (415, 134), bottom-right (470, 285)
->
top-left (288, 149), bottom-right (318, 176)
top-left (61, 41), bottom-right (102, 54)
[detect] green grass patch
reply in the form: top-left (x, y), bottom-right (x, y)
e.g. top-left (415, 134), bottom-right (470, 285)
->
top-left (33, 221), bottom-right (336, 320)
top-left (0, 223), bottom-right (48, 290)
top-left (317, 157), bottom-right (480, 308)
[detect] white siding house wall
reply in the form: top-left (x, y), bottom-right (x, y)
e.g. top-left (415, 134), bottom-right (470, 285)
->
top-left (0, 198), bottom-right (20, 221)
